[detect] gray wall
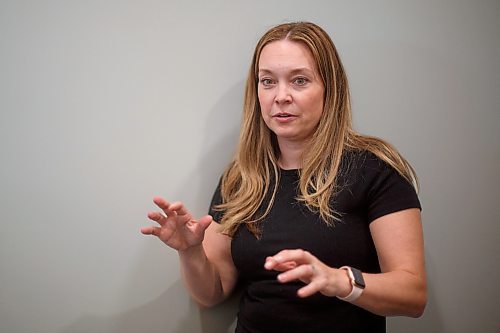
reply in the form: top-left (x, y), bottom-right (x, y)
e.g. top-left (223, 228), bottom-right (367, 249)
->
top-left (1, 1), bottom-right (499, 332)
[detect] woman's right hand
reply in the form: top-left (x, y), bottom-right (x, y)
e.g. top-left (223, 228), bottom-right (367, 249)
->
top-left (141, 197), bottom-right (213, 252)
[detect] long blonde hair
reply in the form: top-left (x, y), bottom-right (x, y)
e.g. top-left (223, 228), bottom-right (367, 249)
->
top-left (216, 22), bottom-right (418, 237)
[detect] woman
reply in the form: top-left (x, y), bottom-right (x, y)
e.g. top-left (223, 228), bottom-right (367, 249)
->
top-left (141, 22), bottom-right (426, 332)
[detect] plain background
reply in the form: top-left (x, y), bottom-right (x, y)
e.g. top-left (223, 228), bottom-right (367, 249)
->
top-left (1, 1), bottom-right (499, 332)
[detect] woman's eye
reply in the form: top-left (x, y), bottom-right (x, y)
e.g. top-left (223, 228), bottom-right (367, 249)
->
top-left (294, 77), bottom-right (308, 86)
top-left (260, 78), bottom-right (274, 86)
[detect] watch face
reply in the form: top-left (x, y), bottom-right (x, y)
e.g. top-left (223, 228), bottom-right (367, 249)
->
top-left (351, 267), bottom-right (366, 289)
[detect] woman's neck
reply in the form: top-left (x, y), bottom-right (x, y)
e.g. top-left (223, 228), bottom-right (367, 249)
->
top-left (277, 139), bottom-right (306, 170)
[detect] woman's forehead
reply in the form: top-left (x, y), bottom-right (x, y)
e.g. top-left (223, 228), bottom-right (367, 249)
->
top-left (258, 40), bottom-right (317, 73)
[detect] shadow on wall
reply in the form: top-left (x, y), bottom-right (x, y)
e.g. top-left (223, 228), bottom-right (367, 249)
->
top-left (59, 278), bottom-right (240, 333)
top-left (60, 280), bottom-right (198, 333)
top-left (61, 82), bottom-right (245, 333)
top-left (189, 81), bottom-right (245, 214)
top-left (176, 80), bottom-right (246, 332)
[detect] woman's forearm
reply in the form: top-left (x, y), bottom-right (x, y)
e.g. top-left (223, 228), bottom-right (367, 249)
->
top-left (178, 244), bottom-right (226, 308)
top-left (266, 244), bottom-right (426, 318)
top-left (352, 270), bottom-right (427, 317)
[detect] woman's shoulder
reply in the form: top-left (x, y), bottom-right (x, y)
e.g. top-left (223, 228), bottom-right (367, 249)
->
top-left (338, 148), bottom-right (410, 194)
top-left (339, 148), bottom-right (420, 214)
top-left (341, 148), bottom-right (387, 175)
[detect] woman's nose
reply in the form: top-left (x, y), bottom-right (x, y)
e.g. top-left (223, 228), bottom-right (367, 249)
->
top-left (274, 83), bottom-right (292, 104)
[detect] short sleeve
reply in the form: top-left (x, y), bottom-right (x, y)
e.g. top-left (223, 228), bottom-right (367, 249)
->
top-left (208, 177), bottom-right (224, 223)
top-left (363, 154), bottom-right (421, 223)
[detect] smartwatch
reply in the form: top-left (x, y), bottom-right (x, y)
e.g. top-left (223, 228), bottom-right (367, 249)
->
top-left (337, 266), bottom-right (365, 302)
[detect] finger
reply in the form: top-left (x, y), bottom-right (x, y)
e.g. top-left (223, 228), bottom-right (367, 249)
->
top-left (277, 264), bottom-right (315, 283)
top-left (140, 226), bottom-right (162, 237)
top-left (195, 215), bottom-right (213, 231)
top-left (147, 211), bottom-right (168, 226)
top-left (153, 197), bottom-right (183, 219)
top-left (153, 196), bottom-right (171, 211)
top-left (153, 197), bottom-right (193, 216)
top-left (184, 215), bottom-right (210, 233)
top-left (264, 257), bottom-right (280, 270)
top-left (168, 201), bottom-right (191, 217)
top-left (297, 280), bottom-right (323, 298)
top-left (184, 215), bottom-right (212, 241)
top-left (269, 249), bottom-right (315, 266)
top-left (272, 262), bottom-right (298, 272)
top-left (264, 257), bottom-right (297, 271)
top-left (161, 201), bottom-right (194, 227)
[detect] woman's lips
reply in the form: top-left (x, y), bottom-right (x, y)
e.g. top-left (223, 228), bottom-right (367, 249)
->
top-left (273, 113), bottom-right (297, 123)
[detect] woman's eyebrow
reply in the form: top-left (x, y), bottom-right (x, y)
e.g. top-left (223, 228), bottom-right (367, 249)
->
top-left (258, 69), bottom-right (273, 75)
top-left (289, 68), bottom-right (314, 76)
top-left (258, 67), bottom-right (315, 75)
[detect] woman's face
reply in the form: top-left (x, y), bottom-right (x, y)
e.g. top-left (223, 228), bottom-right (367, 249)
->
top-left (257, 39), bottom-right (324, 146)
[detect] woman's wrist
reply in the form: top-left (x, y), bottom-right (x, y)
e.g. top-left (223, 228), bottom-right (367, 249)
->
top-left (335, 268), bottom-right (353, 298)
top-left (336, 267), bottom-right (367, 302)
top-left (178, 243), bottom-right (205, 259)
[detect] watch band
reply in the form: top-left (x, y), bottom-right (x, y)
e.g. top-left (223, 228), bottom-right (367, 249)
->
top-left (337, 266), bottom-right (365, 302)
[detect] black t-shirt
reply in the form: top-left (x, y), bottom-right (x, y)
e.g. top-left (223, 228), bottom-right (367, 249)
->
top-left (209, 151), bottom-right (421, 333)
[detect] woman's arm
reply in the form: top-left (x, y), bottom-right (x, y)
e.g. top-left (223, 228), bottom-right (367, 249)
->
top-left (354, 209), bottom-right (427, 317)
top-left (355, 208), bottom-right (426, 317)
top-left (264, 208), bottom-right (427, 317)
top-left (179, 222), bottom-right (238, 307)
top-left (142, 198), bottom-right (238, 308)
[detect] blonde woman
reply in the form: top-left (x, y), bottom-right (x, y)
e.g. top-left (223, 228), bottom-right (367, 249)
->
top-left (142, 22), bottom-right (426, 333)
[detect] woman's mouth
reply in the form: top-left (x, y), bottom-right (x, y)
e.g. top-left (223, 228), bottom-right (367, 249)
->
top-left (273, 113), bottom-right (295, 118)
top-left (273, 113), bottom-right (297, 122)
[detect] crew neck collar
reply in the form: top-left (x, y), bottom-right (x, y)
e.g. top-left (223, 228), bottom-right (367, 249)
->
top-left (279, 168), bottom-right (300, 177)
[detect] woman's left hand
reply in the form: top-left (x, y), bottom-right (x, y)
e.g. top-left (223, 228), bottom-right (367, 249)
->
top-left (264, 249), bottom-right (351, 298)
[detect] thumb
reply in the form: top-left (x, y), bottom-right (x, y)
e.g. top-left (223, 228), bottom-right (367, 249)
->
top-left (196, 215), bottom-right (213, 231)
